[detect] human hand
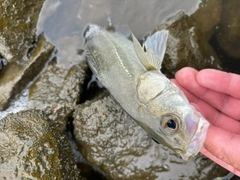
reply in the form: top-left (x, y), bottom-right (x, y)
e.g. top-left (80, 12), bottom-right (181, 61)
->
top-left (171, 67), bottom-right (240, 176)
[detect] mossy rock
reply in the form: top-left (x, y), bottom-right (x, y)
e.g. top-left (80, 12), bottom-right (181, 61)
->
top-left (0, 110), bottom-right (83, 180)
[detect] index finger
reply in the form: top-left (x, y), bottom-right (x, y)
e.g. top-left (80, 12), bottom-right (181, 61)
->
top-left (197, 69), bottom-right (240, 99)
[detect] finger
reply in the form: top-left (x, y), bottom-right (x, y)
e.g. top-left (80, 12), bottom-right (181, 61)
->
top-left (171, 78), bottom-right (240, 133)
top-left (171, 79), bottom-right (199, 103)
top-left (201, 126), bottom-right (240, 174)
top-left (193, 100), bottom-right (240, 133)
top-left (195, 89), bottom-right (240, 120)
top-left (197, 69), bottom-right (240, 99)
top-left (200, 147), bottom-right (240, 177)
top-left (175, 67), bottom-right (240, 120)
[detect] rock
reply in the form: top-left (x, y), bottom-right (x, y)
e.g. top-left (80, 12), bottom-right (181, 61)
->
top-left (215, 0), bottom-right (240, 59)
top-left (73, 93), bottom-right (228, 179)
top-left (0, 110), bottom-right (83, 180)
top-left (152, 11), bottom-right (222, 78)
top-left (190, 0), bottom-right (222, 40)
top-left (0, 0), bottom-right (45, 63)
top-left (0, 34), bottom-right (54, 110)
top-left (28, 61), bottom-right (90, 132)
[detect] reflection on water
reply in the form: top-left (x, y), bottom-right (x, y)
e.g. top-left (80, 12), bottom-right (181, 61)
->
top-left (37, 0), bottom-right (200, 67)
top-left (38, 0), bottom-right (200, 39)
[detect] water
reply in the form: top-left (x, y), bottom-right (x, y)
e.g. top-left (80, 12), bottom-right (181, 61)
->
top-left (36, 0), bottom-right (200, 67)
top-left (0, 89), bottom-right (28, 119)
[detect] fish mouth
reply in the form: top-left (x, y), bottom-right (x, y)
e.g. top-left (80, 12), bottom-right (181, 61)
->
top-left (181, 115), bottom-right (210, 161)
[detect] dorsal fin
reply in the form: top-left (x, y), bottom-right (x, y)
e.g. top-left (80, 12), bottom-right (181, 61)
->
top-left (132, 33), bottom-right (150, 69)
top-left (144, 30), bottom-right (169, 63)
top-left (132, 30), bottom-right (168, 71)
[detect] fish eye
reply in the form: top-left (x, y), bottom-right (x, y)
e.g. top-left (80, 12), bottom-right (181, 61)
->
top-left (167, 119), bottom-right (176, 129)
top-left (159, 114), bottom-right (179, 135)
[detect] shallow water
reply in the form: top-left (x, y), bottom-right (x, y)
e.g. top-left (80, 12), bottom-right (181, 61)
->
top-left (37, 0), bottom-right (200, 67)
top-left (0, 89), bottom-right (28, 119)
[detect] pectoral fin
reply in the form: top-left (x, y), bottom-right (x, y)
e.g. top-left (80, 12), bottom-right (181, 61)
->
top-left (152, 138), bottom-right (160, 144)
top-left (132, 30), bottom-right (168, 71)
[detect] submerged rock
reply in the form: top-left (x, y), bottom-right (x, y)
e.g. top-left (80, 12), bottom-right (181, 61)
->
top-left (0, 34), bottom-right (54, 110)
top-left (152, 11), bottom-right (222, 78)
top-left (28, 61), bottom-right (90, 132)
top-left (0, 0), bottom-right (45, 63)
top-left (73, 93), bottom-right (227, 180)
top-left (0, 110), bottom-right (83, 180)
top-left (215, 0), bottom-right (240, 59)
top-left (190, 0), bottom-right (222, 40)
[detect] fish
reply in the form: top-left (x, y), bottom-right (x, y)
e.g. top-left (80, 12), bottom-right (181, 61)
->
top-left (84, 25), bottom-right (210, 160)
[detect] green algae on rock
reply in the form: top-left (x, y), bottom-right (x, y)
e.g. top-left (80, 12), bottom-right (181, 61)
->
top-left (0, 0), bottom-right (45, 62)
top-left (0, 110), bottom-right (83, 180)
top-left (0, 34), bottom-right (54, 110)
top-left (28, 61), bottom-right (90, 132)
top-left (73, 93), bottom-right (228, 180)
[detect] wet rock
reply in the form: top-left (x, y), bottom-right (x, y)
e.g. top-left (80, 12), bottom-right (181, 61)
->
top-left (0, 110), bottom-right (83, 180)
top-left (215, 0), bottom-right (240, 59)
top-left (73, 93), bottom-right (228, 179)
top-left (28, 61), bottom-right (90, 132)
top-left (0, 34), bottom-right (54, 110)
top-left (191, 0), bottom-right (222, 40)
top-left (152, 11), bottom-right (222, 78)
top-left (0, 0), bottom-right (45, 62)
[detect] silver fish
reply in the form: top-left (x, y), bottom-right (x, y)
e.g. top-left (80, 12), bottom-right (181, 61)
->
top-left (84, 25), bottom-right (209, 160)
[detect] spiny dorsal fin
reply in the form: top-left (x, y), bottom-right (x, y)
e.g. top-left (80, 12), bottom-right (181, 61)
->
top-left (132, 30), bottom-right (169, 70)
top-left (132, 33), bottom-right (151, 70)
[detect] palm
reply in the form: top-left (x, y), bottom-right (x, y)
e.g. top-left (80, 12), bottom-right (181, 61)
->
top-left (171, 67), bottom-right (240, 176)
